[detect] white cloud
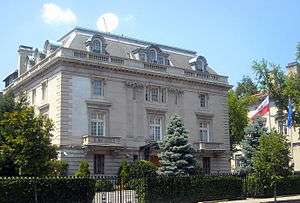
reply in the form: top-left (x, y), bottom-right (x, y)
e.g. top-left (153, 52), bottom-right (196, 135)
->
top-left (42, 3), bottom-right (76, 24)
top-left (96, 13), bottom-right (119, 32)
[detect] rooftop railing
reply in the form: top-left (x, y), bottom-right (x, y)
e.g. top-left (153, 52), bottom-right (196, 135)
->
top-left (6, 47), bottom-right (228, 90)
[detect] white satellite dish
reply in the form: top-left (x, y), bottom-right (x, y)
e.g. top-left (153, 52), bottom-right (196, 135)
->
top-left (97, 13), bottom-right (119, 32)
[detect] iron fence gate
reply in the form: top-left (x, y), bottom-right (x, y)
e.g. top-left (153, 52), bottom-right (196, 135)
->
top-left (92, 176), bottom-right (140, 203)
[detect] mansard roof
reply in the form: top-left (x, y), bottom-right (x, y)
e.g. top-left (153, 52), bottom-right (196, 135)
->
top-left (57, 27), bottom-right (219, 74)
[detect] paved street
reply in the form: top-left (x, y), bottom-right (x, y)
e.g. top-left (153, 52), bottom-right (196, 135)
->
top-left (201, 195), bottom-right (300, 203)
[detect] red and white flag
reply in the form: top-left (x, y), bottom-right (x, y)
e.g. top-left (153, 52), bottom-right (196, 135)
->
top-left (251, 96), bottom-right (270, 119)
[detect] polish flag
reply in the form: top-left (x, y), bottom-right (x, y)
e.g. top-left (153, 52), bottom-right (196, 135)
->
top-left (251, 96), bottom-right (270, 119)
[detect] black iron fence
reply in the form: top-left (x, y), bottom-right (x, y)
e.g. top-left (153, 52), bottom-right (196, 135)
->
top-left (91, 176), bottom-right (141, 203)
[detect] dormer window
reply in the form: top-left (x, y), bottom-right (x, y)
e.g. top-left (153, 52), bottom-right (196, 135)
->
top-left (139, 53), bottom-right (146, 61)
top-left (149, 49), bottom-right (157, 62)
top-left (158, 56), bottom-right (164, 65)
top-left (190, 56), bottom-right (208, 72)
top-left (86, 34), bottom-right (107, 54)
top-left (133, 45), bottom-right (170, 65)
top-left (92, 39), bottom-right (102, 53)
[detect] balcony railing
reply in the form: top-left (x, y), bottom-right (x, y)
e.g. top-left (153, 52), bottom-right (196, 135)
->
top-left (193, 141), bottom-right (226, 152)
top-left (82, 135), bottom-right (122, 148)
top-left (5, 47), bottom-right (229, 91)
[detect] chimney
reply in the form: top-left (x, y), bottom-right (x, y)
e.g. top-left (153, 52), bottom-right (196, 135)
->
top-left (17, 45), bottom-right (33, 75)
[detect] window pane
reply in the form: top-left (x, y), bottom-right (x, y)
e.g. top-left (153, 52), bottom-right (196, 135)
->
top-left (92, 80), bottom-right (102, 96)
top-left (151, 88), bottom-right (159, 102)
top-left (91, 121), bottom-right (97, 136)
top-left (158, 56), bottom-right (164, 65)
top-left (94, 154), bottom-right (104, 174)
top-left (200, 94), bottom-right (206, 107)
top-left (149, 49), bottom-right (156, 62)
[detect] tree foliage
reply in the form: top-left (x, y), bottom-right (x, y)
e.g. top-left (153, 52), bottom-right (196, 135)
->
top-left (239, 117), bottom-right (267, 174)
top-left (252, 59), bottom-right (300, 126)
top-left (0, 94), bottom-right (57, 176)
top-left (75, 160), bottom-right (90, 177)
top-left (158, 114), bottom-right (196, 175)
top-left (235, 76), bottom-right (258, 98)
top-left (228, 90), bottom-right (256, 150)
top-left (252, 131), bottom-right (292, 197)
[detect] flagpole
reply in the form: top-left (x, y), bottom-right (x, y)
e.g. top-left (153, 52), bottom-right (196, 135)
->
top-left (268, 96), bottom-right (272, 131)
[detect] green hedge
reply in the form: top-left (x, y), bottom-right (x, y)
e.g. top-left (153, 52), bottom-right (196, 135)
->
top-left (0, 177), bottom-right (95, 203)
top-left (139, 175), bottom-right (243, 203)
top-left (245, 175), bottom-right (300, 197)
top-left (95, 179), bottom-right (114, 192)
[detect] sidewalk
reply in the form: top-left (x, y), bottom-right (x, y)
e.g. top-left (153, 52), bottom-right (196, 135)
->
top-left (200, 195), bottom-right (300, 203)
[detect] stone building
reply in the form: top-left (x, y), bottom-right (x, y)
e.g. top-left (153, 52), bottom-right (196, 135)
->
top-left (3, 27), bottom-right (231, 175)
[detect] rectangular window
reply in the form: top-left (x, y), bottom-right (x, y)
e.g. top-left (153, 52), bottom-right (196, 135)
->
top-left (92, 80), bottom-right (103, 96)
top-left (203, 157), bottom-right (211, 175)
top-left (161, 88), bottom-right (167, 103)
top-left (32, 89), bottom-right (36, 105)
top-left (199, 120), bottom-right (210, 142)
top-left (42, 82), bottom-right (47, 101)
top-left (145, 86), bottom-right (167, 103)
top-left (90, 112), bottom-right (105, 136)
top-left (158, 56), bottom-right (164, 65)
top-left (94, 154), bottom-right (104, 174)
top-left (200, 94), bottom-right (207, 107)
top-left (151, 87), bottom-right (159, 102)
top-left (149, 116), bottom-right (162, 141)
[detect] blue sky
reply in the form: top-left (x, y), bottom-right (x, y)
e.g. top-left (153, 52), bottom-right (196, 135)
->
top-left (0, 0), bottom-right (299, 90)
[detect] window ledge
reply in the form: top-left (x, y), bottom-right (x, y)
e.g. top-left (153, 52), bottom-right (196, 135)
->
top-left (86, 99), bottom-right (112, 108)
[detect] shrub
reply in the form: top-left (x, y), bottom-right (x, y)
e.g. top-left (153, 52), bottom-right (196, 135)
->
top-left (128, 160), bottom-right (157, 179)
top-left (0, 177), bottom-right (95, 203)
top-left (95, 179), bottom-right (114, 192)
top-left (137, 175), bottom-right (243, 203)
top-left (246, 175), bottom-right (300, 197)
top-left (75, 160), bottom-right (90, 177)
top-left (118, 160), bottom-right (130, 184)
top-left (49, 160), bottom-right (68, 176)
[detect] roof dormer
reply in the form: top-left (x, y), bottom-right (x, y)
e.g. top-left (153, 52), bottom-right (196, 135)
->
top-left (132, 45), bottom-right (170, 65)
top-left (86, 34), bottom-right (107, 54)
top-left (189, 56), bottom-right (208, 72)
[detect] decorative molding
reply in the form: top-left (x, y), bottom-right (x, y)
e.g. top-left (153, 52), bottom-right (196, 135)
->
top-left (124, 80), bottom-right (144, 88)
top-left (195, 112), bottom-right (214, 118)
top-left (168, 87), bottom-right (184, 95)
top-left (86, 99), bottom-right (112, 108)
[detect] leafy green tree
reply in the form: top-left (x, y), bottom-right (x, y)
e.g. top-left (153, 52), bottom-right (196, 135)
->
top-left (228, 90), bottom-right (256, 150)
top-left (252, 131), bottom-right (292, 200)
top-left (235, 76), bottom-right (258, 98)
top-left (252, 59), bottom-right (300, 127)
top-left (0, 94), bottom-right (57, 176)
top-left (49, 160), bottom-right (68, 176)
top-left (128, 160), bottom-right (157, 179)
top-left (158, 114), bottom-right (196, 175)
top-left (75, 160), bottom-right (90, 177)
top-left (239, 117), bottom-right (267, 174)
top-left (284, 74), bottom-right (300, 125)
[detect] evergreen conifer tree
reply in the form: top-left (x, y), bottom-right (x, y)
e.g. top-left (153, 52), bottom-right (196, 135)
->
top-left (239, 117), bottom-right (267, 174)
top-left (158, 114), bottom-right (196, 175)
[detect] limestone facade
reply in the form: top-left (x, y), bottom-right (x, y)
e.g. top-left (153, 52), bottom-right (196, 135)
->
top-left (3, 27), bottom-right (231, 175)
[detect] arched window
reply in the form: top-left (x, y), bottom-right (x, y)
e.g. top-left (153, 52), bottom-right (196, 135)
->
top-left (149, 49), bottom-right (157, 62)
top-left (92, 39), bottom-right (102, 53)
